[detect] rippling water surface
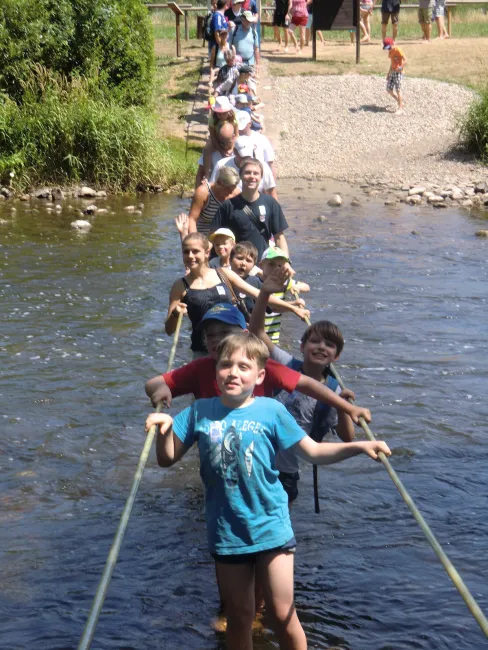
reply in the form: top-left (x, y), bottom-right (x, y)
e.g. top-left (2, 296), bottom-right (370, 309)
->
top-left (1, 186), bottom-right (487, 649)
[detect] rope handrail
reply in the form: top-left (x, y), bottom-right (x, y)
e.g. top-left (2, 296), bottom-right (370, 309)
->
top-left (291, 288), bottom-right (488, 638)
top-left (77, 312), bottom-right (184, 650)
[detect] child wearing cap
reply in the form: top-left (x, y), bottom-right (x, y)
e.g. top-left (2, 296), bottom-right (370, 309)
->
top-left (260, 246), bottom-right (310, 344)
top-left (204, 96), bottom-right (240, 181)
top-left (235, 94), bottom-right (263, 131)
top-left (209, 228), bottom-right (236, 270)
top-left (383, 37), bottom-right (406, 114)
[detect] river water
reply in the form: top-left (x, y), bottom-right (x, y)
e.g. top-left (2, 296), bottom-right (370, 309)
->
top-left (1, 185), bottom-right (487, 650)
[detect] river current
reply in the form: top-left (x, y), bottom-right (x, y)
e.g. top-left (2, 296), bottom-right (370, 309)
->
top-left (1, 184), bottom-right (487, 649)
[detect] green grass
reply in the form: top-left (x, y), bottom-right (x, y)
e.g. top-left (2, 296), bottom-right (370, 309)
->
top-left (459, 85), bottom-right (488, 160)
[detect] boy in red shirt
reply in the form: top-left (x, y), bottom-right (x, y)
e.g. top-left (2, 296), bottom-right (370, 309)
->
top-left (383, 37), bottom-right (406, 115)
top-left (145, 303), bottom-right (371, 424)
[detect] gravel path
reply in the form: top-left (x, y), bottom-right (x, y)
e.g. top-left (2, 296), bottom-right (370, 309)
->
top-left (269, 74), bottom-right (486, 186)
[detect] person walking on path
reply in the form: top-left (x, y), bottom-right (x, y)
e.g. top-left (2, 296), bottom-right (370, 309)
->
top-left (381, 0), bottom-right (400, 40)
top-left (383, 37), bottom-right (406, 114)
top-left (273, 0), bottom-right (291, 51)
top-left (360, 0), bottom-right (376, 43)
top-left (418, 0), bottom-right (433, 42)
top-left (432, 0), bottom-right (449, 39)
top-left (287, 0), bottom-right (308, 53)
top-left (231, 11), bottom-right (260, 68)
top-left (211, 157), bottom-right (289, 260)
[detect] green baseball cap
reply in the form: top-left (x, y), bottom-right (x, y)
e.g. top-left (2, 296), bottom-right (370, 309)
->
top-left (260, 246), bottom-right (289, 262)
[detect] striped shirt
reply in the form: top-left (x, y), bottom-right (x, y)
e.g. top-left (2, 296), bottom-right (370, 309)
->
top-left (198, 181), bottom-right (222, 237)
top-left (264, 279), bottom-right (295, 344)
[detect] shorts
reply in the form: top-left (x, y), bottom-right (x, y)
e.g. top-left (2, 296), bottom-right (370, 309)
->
top-left (386, 70), bottom-right (403, 92)
top-left (290, 14), bottom-right (308, 28)
top-left (273, 9), bottom-right (289, 27)
top-left (432, 0), bottom-right (445, 18)
top-left (360, 3), bottom-right (373, 11)
top-left (418, 7), bottom-right (432, 23)
top-left (212, 536), bottom-right (297, 564)
top-left (306, 13), bottom-right (313, 29)
top-left (381, 10), bottom-right (400, 25)
top-left (279, 471), bottom-right (300, 503)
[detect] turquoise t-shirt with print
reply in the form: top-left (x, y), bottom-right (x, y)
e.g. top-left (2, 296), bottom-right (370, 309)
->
top-left (172, 396), bottom-right (305, 555)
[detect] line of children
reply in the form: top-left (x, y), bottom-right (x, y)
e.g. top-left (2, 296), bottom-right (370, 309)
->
top-left (146, 331), bottom-right (391, 649)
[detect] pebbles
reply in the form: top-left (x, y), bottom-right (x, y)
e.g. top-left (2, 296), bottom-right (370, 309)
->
top-left (271, 74), bottom-right (486, 188)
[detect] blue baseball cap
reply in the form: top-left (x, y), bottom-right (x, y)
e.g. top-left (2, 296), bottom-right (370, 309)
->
top-left (198, 303), bottom-right (246, 330)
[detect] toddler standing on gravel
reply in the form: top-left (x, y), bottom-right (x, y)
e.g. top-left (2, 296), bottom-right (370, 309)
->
top-left (383, 37), bottom-right (406, 114)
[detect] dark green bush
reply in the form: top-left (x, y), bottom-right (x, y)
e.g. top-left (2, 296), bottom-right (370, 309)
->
top-left (0, 74), bottom-right (195, 191)
top-left (459, 88), bottom-right (488, 162)
top-left (0, 0), bottom-right (154, 107)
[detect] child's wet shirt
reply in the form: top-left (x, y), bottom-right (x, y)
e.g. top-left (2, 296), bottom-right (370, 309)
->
top-left (172, 396), bottom-right (305, 554)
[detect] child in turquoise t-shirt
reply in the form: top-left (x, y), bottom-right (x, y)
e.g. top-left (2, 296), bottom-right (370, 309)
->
top-left (146, 332), bottom-right (390, 649)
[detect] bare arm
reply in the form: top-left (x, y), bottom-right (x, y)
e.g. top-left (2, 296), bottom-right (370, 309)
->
top-left (265, 187), bottom-right (278, 200)
top-left (224, 269), bottom-right (309, 320)
top-left (273, 231), bottom-right (289, 257)
top-left (145, 375), bottom-right (173, 407)
top-left (296, 374), bottom-right (371, 424)
top-left (293, 280), bottom-right (310, 293)
top-left (165, 280), bottom-right (187, 335)
top-left (334, 387), bottom-right (356, 441)
top-left (295, 437), bottom-right (391, 465)
top-left (145, 414), bottom-right (188, 467)
top-left (188, 184), bottom-right (210, 233)
top-left (248, 281), bottom-right (276, 355)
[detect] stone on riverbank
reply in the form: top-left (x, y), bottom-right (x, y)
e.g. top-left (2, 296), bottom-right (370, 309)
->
top-left (409, 187), bottom-right (426, 196)
top-left (461, 199), bottom-right (473, 208)
top-left (474, 181), bottom-right (488, 194)
top-left (327, 194), bottom-right (342, 207)
top-left (427, 195), bottom-right (444, 203)
top-left (78, 186), bottom-right (97, 198)
top-left (406, 195), bottom-right (422, 205)
top-left (52, 188), bottom-right (64, 201)
top-left (34, 188), bottom-right (52, 200)
top-left (71, 220), bottom-right (92, 230)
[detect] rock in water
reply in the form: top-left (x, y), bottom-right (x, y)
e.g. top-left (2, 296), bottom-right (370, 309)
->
top-left (327, 194), bottom-right (342, 207)
top-left (83, 205), bottom-right (98, 215)
top-left (123, 205), bottom-right (136, 212)
top-left (409, 187), bottom-right (426, 196)
top-left (406, 195), bottom-right (422, 205)
top-left (427, 195), bottom-right (444, 203)
top-left (34, 188), bottom-right (52, 200)
top-left (78, 186), bottom-right (97, 198)
top-left (475, 230), bottom-right (488, 237)
top-left (52, 188), bottom-right (64, 201)
top-left (71, 220), bottom-right (92, 230)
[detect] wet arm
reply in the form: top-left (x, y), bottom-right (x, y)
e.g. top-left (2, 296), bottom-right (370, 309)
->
top-left (248, 282), bottom-right (275, 354)
top-left (296, 374), bottom-right (371, 424)
top-left (295, 437), bottom-right (390, 465)
top-left (273, 232), bottom-right (289, 257)
top-left (165, 281), bottom-right (186, 335)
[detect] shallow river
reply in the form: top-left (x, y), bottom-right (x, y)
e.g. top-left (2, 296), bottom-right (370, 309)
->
top-left (1, 184), bottom-right (487, 650)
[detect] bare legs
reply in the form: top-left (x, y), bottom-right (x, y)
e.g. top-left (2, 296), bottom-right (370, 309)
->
top-left (387, 88), bottom-right (404, 113)
top-left (274, 25), bottom-right (290, 50)
top-left (420, 21), bottom-right (432, 42)
top-left (435, 15), bottom-right (449, 38)
top-left (361, 10), bottom-right (372, 42)
top-left (216, 551), bottom-right (306, 650)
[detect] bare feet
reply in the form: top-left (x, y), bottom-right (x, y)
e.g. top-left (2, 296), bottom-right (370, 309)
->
top-left (284, 46), bottom-right (289, 53)
top-left (395, 107), bottom-right (404, 115)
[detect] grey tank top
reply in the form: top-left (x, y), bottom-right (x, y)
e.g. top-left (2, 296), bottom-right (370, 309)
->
top-left (198, 181), bottom-right (222, 236)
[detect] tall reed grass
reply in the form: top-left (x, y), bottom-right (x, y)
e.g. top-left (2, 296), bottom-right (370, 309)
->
top-left (459, 87), bottom-right (488, 160)
top-left (0, 69), bottom-right (195, 191)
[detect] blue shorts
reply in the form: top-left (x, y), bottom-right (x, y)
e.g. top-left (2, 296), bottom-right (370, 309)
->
top-left (212, 537), bottom-right (297, 564)
top-left (306, 14), bottom-right (313, 29)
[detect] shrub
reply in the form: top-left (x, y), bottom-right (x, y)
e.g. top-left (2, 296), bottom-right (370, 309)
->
top-left (0, 74), bottom-right (195, 191)
top-left (459, 87), bottom-right (488, 162)
top-left (0, 0), bottom-right (154, 107)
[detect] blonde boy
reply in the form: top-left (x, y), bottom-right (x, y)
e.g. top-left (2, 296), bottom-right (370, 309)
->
top-left (146, 332), bottom-right (391, 650)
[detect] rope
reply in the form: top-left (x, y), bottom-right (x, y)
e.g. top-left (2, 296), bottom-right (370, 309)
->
top-left (291, 289), bottom-right (488, 638)
top-left (77, 312), bottom-right (185, 650)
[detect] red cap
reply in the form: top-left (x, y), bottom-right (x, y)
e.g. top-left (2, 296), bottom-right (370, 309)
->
top-left (383, 37), bottom-right (394, 49)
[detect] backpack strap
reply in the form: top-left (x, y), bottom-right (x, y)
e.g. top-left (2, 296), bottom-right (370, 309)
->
top-left (242, 203), bottom-right (270, 243)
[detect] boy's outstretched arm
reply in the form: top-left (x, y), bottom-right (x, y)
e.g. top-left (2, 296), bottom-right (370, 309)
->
top-left (295, 436), bottom-right (390, 465)
top-left (145, 375), bottom-right (173, 407)
top-left (248, 278), bottom-right (276, 354)
top-left (145, 413), bottom-right (187, 467)
top-left (297, 374), bottom-right (371, 424)
top-left (335, 387), bottom-right (356, 442)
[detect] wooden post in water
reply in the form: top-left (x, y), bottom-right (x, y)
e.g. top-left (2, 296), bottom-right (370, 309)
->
top-left (168, 2), bottom-right (184, 57)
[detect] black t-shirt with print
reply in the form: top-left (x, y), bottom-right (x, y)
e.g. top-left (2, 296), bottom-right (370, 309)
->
top-left (211, 193), bottom-right (288, 260)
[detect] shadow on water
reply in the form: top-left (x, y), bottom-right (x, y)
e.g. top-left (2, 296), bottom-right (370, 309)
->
top-left (0, 184), bottom-right (487, 649)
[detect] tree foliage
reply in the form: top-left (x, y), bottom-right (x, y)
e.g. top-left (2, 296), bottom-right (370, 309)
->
top-left (0, 0), bottom-right (154, 106)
